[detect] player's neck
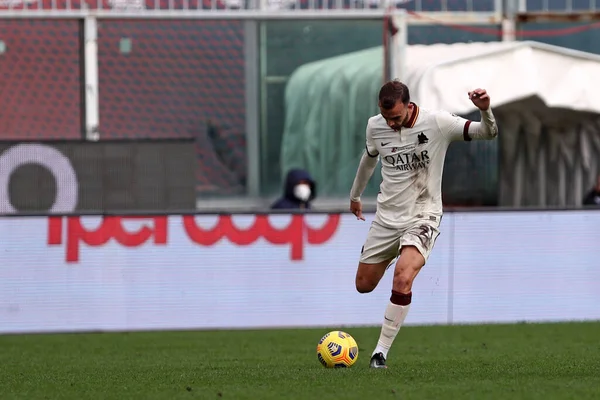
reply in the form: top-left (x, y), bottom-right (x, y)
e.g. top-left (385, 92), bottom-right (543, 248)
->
top-left (402, 103), bottom-right (417, 128)
top-left (402, 110), bottom-right (414, 127)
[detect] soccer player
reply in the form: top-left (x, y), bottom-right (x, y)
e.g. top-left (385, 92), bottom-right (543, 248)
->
top-left (349, 80), bottom-right (498, 369)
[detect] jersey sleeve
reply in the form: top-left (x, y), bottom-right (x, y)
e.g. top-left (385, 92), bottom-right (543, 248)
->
top-left (434, 110), bottom-right (473, 142)
top-left (365, 120), bottom-right (379, 157)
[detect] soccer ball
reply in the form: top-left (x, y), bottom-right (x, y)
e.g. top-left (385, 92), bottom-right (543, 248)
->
top-left (316, 331), bottom-right (359, 368)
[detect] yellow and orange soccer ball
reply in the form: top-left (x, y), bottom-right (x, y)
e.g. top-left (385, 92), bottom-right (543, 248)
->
top-left (316, 331), bottom-right (359, 368)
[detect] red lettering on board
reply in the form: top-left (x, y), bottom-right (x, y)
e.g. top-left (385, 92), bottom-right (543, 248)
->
top-left (47, 214), bottom-right (340, 263)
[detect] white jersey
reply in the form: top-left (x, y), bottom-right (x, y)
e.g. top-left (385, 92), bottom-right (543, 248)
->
top-left (365, 103), bottom-right (475, 228)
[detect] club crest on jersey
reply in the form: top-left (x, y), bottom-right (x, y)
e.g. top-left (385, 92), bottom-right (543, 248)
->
top-left (418, 132), bottom-right (429, 144)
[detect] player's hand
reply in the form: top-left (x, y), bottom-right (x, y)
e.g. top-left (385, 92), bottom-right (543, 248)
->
top-left (350, 200), bottom-right (365, 221)
top-left (468, 88), bottom-right (490, 111)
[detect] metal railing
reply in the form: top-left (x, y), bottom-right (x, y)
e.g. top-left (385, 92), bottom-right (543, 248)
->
top-left (0, 0), bottom-right (503, 22)
top-left (0, 0), bottom-right (499, 12)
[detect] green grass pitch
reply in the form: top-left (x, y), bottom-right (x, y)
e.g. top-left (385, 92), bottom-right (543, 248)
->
top-left (1, 322), bottom-right (599, 399)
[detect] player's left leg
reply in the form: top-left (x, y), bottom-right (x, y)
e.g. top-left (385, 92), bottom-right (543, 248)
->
top-left (370, 222), bottom-right (439, 369)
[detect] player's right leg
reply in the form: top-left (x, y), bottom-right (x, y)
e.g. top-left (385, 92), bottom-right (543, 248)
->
top-left (354, 221), bottom-right (403, 369)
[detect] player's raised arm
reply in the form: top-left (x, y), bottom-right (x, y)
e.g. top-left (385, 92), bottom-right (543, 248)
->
top-left (436, 88), bottom-right (498, 142)
top-left (349, 121), bottom-right (379, 220)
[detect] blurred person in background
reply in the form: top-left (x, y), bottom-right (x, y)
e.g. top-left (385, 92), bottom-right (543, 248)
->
top-left (271, 168), bottom-right (317, 210)
top-left (583, 174), bottom-right (600, 206)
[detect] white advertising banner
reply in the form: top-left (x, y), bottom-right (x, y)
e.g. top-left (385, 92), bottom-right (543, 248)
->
top-left (0, 211), bottom-right (599, 334)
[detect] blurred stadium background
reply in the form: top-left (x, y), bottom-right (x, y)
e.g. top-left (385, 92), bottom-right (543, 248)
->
top-left (1, 1), bottom-right (600, 398)
top-left (2, 0), bottom-right (600, 210)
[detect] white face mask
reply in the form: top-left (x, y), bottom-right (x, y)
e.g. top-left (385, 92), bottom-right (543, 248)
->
top-left (293, 183), bottom-right (312, 202)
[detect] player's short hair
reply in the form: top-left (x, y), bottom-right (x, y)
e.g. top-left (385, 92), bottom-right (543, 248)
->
top-left (378, 80), bottom-right (410, 110)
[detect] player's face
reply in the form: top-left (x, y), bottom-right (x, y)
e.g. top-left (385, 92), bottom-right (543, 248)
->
top-left (379, 101), bottom-right (409, 131)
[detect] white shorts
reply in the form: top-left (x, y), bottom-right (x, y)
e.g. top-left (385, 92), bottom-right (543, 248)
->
top-left (359, 216), bottom-right (441, 264)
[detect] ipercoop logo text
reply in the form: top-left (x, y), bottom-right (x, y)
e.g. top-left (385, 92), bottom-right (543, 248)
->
top-left (47, 214), bottom-right (341, 263)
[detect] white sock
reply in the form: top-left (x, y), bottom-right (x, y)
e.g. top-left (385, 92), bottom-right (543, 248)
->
top-left (372, 301), bottom-right (411, 359)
